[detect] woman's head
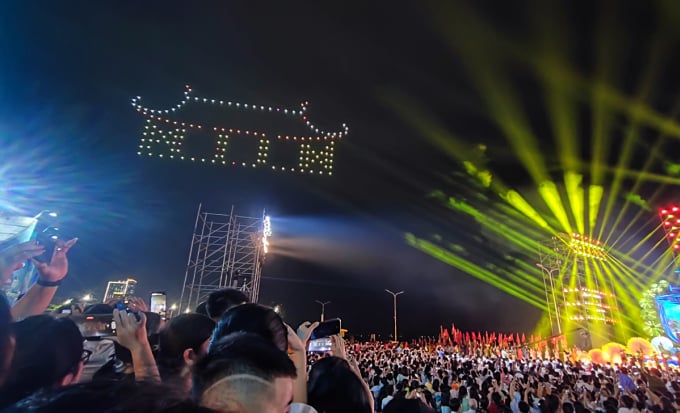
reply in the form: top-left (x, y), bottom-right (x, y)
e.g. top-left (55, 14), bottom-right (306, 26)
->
top-left (308, 356), bottom-right (372, 413)
top-left (0, 315), bottom-right (84, 408)
top-left (155, 314), bottom-right (216, 381)
top-left (210, 303), bottom-right (287, 352)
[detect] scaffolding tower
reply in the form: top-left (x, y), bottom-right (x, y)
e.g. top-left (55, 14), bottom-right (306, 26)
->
top-left (179, 204), bottom-right (269, 313)
top-left (537, 233), bottom-right (618, 338)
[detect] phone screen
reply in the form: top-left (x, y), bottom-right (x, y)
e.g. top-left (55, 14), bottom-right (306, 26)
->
top-left (71, 314), bottom-right (116, 338)
top-left (310, 318), bottom-right (341, 340)
top-left (150, 292), bottom-right (167, 314)
top-left (308, 337), bottom-right (333, 353)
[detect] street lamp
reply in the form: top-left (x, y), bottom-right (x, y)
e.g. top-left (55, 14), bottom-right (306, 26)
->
top-left (315, 300), bottom-right (331, 322)
top-left (385, 289), bottom-right (404, 342)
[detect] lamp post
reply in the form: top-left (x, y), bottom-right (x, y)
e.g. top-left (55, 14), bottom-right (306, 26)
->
top-left (385, 289), bottom-right (404, 342)
top-left (315, 300), bottom-right (331, 322)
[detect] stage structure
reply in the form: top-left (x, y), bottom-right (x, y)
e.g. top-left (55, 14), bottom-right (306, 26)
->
top-left (537, 233), bottom-right (618, 345)
top-left (179, 205), bottom-right (270, 313)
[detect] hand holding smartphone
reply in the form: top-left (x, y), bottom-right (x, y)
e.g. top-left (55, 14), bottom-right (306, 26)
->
top-left (307, 318), bottom-right (341, 353)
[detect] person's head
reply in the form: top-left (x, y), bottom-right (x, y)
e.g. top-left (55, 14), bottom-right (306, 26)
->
top-left (144, 312), bottom-right (164, 334)
top-left (0, 315), bottom-right (85, 408)
top-left (193, 332), bottom-right (297, 413)
top-left (0, 292), bottom-right (14, 387)
top-left (308, 356), bottom-right (373, 413)
top-left (620, 395), bottom-right (635, 409)
top-left (563, 403), bottom-right (575, 413)
top-left (155, 314), bottom-right (216, 382)
top-left (194, 301), bottom-right (209, 317)
top-left (210, 303), bottom-right (287, 352)
top-left (450, 398), bottom-right (461, 411)
top-left (519, 401), bottom-right (530, 413)
top-left (384, 398), bottom-right (436, 413)
top-left (205, 288), bottom-right (248, 321)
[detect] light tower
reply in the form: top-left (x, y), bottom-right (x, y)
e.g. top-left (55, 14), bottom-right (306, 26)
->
top-left (537, 233), bottom-right (618, 346)
top-left (179, 205), bottom-right (270, 314)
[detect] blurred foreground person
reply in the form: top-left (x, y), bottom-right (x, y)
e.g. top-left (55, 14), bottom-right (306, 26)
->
top-left (193, 332), bottom-right (315, 413)
top-left (308, 357), bottom-right (373, 413)
top-left (1, 380), bottom-right (214, 413)
top-left (211, 303), bottom-right (288, 352)
top-left (0, 315), bottom-right (85, 408)
top-left (154, 313), bottom-right (216, 393)
top-left (0, 294), bottom-right (13, 387)
top-left (205, 288), bottom-right (248, 321)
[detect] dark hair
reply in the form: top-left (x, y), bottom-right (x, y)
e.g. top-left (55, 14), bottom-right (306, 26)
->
top-left (0, 315), bottom-right (84, 408)
top-left (5, 380), bottom-right (213, 413)
top-left (384, 398), bottom-right (436, 413)
top-left (194, 301), bottom-right (209, 317)
top-left (210, 303), bottom-right (287, 352)
top-left (205, 288), bottom-right (248, 319)
top-left (155, 314), bottom-right (215, 380)
top-left (620, 395), bottom-right (635, 409)
top-left (144, 312), bottom-right (163, 335)
top-left (519, 401), bottom-right (531, 413)
top-left (308, 356), bottom-right (372, 413)
top-left (0, 293), bottom-right (12, 385)
top-left (450, 398), bottom-right (461, 411)
top-left (563, 403), bottom-right (575, 413)
top-left (192, 332), bottom-right (296, 401)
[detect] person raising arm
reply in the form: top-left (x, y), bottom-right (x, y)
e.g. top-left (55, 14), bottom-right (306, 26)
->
top-left (6, 239), bottom-right (77, 320)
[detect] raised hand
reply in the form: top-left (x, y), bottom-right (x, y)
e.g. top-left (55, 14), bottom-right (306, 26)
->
top-left (114, 309), bottom-right (148, 352)
top-left (127, 297), bottom-right (149, 312)
top-left (0, 241), bottom-right (44, 284)
top-left (297, 321), bottom-right (320, 345)
top-left (32, 238), bottom-right (78, 282)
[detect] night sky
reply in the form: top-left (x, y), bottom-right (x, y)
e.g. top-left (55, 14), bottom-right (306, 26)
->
top-left (2, 0), bottom-right (680, 339)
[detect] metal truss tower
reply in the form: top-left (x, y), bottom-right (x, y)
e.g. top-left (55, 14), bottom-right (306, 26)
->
top-left (537, 233), bottom-right (618, 338)
top-left (179, 204), bottom-right (270, 313)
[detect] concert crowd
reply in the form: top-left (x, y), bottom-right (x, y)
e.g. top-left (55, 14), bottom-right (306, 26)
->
top-left (1, 241), bottom-right (680, 413)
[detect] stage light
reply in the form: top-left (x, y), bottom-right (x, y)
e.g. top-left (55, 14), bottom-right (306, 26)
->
top-left (48, 212), bottom-right (58, 217)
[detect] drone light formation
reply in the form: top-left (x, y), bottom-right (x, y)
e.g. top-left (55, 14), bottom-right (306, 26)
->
top-left (132, 85), bottom-right (348, 175)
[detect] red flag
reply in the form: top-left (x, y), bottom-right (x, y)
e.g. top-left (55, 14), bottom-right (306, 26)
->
top-left (477, 332), bottom-right (482, 342)
top-left (465, 332), bottom-right (470, 343)
top-left (517, 347), bottom-right (523, 360)
top-left (485, 331), bottom-right (489, 343)
top-left (522, 333), bottom-right (526, 343)
top-left (516, 333), bottom-right (520, 343)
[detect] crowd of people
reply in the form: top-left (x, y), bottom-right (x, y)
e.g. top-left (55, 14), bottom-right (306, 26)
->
top-left (2, 239), bottom-right (680, 413)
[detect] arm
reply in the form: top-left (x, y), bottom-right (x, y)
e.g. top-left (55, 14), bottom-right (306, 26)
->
top-left (10, 239), bottom-right (77, 320)
top-left (333, 335), bottom-right (375, 413)
top-left (287, 322), bottom-right (318, 404)
top-left (115, 310), bottom-right (161, 383)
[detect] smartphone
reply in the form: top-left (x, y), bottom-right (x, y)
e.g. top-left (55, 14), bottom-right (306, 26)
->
top-left (150, 292), bottom-right (167, 314)
top-left (71, 314), bottom-right (117, 338)
top-left (308, 337), bottom-right (333, 353)
top-left (61, 308), bottom-right (72, 315)
top-left (310, 318), bottom-right (341, 340)
top-left (35, 223), bottom-right (59, 263)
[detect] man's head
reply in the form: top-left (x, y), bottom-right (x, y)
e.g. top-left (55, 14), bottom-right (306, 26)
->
top-left (210, 303), bottom-right (287, 352)
top-left (205, 289), bottom-right (248, 321)
top-left (0, 315), bottom-right (84, 408)
top-left (193, 332), bottom-right (296, 413)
